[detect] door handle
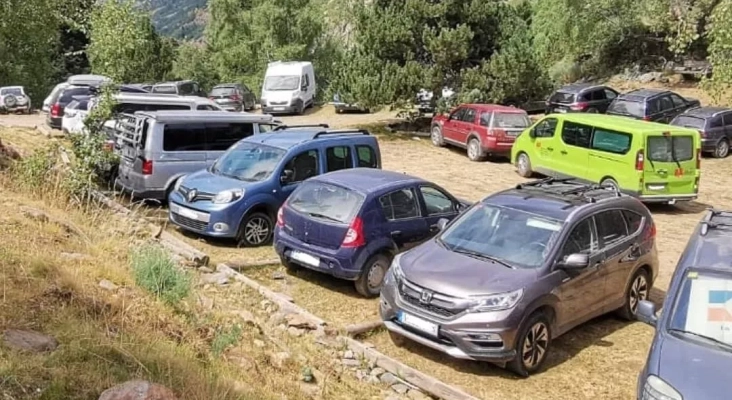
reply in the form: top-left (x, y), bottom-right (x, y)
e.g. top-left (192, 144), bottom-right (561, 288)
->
top-left (657, 169), bottom-right (668, 173)
top-left (560, 150), bottom-right (568, 155)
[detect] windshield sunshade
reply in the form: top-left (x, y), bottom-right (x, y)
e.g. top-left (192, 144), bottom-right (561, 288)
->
top-left (288, 182), bottom-right (365, 224)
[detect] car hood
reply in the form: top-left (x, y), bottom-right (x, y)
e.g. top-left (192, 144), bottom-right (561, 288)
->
top-left (180, 169), bottom-right (261, 194)
top-left (399, 240), bottom-right (537, 297)
top-left (655, 333), bottom-right (732, 396)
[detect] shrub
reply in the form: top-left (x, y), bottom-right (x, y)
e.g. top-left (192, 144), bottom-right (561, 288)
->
top-left (211, 324), bottom-right (243, 357)
top-left (131, 244), bottom-right (191, 305)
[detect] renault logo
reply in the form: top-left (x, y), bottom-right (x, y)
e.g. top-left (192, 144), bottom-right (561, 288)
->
top-left (420, 290), bottom-right (433, 304)
top-left (186, 189), bottom-right (197, 203)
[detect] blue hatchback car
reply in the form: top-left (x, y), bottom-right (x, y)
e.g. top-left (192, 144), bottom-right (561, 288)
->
top-left (636, 209), bottom-right (732, 400)
top-left (168, 128), bottom-right (381, 246)
top-left (273, 168), bottom-right (470, 297)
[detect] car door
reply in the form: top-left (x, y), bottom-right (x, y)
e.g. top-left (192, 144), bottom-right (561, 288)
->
top-left (723, 112), bottom-right (732, 143)
top-left (588, 89), bottom-right (606, 112)
top-left (556, 120), bottom-right (591, 179)
top-left (669, 93), bottom-right (691, 117)
top-left (276, 149), bottom-right (320, 204)
top-left (324, 144), bottom-right (355, 173)
top-left (657, 95), bottom-right (676, 123)
top-left (378, 187), bottom-right (429, 251)
top-left (442, 107), bottom-right (466, 144)
top-left (553, 217), bottom-right (607, 331)
top-left (528, 117), bottom-right (559, 174)
top-left (593, 209), bottom-right (639, 312)
top-left (602, 88), bottom-right (618, 112)
top-left (456, 107), bottom-right (477, 145)
top-left (417, 185), bottom-right (460, 237)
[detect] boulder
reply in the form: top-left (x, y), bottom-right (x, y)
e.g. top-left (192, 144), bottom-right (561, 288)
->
top-left (3, 329), bottom-right (58, 353)
top-left (98, 380), bottom-right (178, 400)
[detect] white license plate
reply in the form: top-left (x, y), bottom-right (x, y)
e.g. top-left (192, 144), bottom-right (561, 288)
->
top-left (647, 185), bottom-right (666, 191)
top-left (274, 107), bottom-right (286, 111)
top-left (398, 311), bottom-right (439, 337)
top-left (290, 250), bottom-right (320, 267)
top-left (177, 206), bottom-right (199, 220)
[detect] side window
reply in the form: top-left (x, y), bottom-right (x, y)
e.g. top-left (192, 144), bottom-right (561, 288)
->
top-left (162, 123), bottom-right (207, 151)
top-left (479, 112), bottom-right (492, 127)
top-left (259, 123), bottom-right (277, 133)
top-left (148, 104), bottom-right (190, 112)
top-left (710, 116), bottom-right (724, 128)
top-left (647, 99), bottom-right (660, 115)
top-left (356, 145), bottom-right (378, 168)
top-left (284, 150), bottom-right (319, 183)
top-left (420, 186), bottom-right (454, 216)
top-left (594, 210), bottom-right (629, 246)
top-left (591, 128), bottom-right (632, 154)
top-left (379, 188), bottom-right (420, 221)
top-left (659, 96), bottom-right (674, 112)
top-left (604, 89), bottom-right (617, 100)
top-left (591, 90), bottom-right (606, 101)
top-left (561, 121), bottom-right (592, 148)
top-left (461, 108), bottom-right (476, 123)
top-left (325, 146), bottom-right (354, 172)
top-left (723, 113), bottom-right (732, 126)
top-left (622, 210), bottom-right (643, 234)
top-left (206, 123), bottom-right (254, 151)
top-left (450, 108), bottom-right (466, 121)
top-left (669, 94), bottom-right (686, 108)
top-left (179, 83), bottom-right (192, 94)
top-left (534, 118), bottom-right (558, 138)
top-left (197, 105), bottom-right (216, 111)
top-left (560, 218), bottom-right (598, 258)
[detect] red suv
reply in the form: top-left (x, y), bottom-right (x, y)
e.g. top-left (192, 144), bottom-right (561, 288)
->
top-left (430, 104), bottom-right (531, 161)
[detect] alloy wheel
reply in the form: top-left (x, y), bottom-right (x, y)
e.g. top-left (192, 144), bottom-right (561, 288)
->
top-left (244, 216), bottom-right (270, 245)
top-left (518, 154), bottom-right (529, 175)
top-left (716, 140), bottom-right (729, 158)
top-left (431, 127), bottom-right (442, 146)
top-left (629, 274), bottom-right (649, 314)
top-left (522, 322), bottom-right (549, 369)
top-left (468, 140), bottom-right (480, 160)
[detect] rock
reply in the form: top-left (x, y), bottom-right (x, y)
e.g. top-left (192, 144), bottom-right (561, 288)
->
top-left (298, 382), bottom-right (320, 398)
top-left (201, 272), bottom-right (229, 286)
top-left (341, 359), bottom-right (361, 368)
top-left (287, 327), bottom-right (304, 337)
top-left (355, 369), bottom-right (368, 381)
top-left (196, 294), bottom-right (214, 310)
top-left (271, 271), bottom-right (286, 280)
top-left (391, 384), bottom-right (409, 395)
top-left (268, 351), bottom-right (291, 369)
top-left (363, 342), bottom-right (375, 349)
top-left (253, 339), bottom-right (265, 348)
top-left (98, 380), bottom-right (178, 400)
top-left (407, 389), bottom-right (430, 400)
top-left (370, 367), bottom-right (386, 377)
top-left (20, 207), bottom-right (49, 223)
top-left (343, 350), bottom-right (355, 359)
top-left (260, 300), bottom-right (271, 309)
top-left (268, 312), bottom-right (286, 326)
top-left (231, 310), bottom-right (256, 325)
top-left (379, 373), bottom-right (398, 386)
top-left (285, 314), bottom-right (317, 330)
top-left (60, 252), bottom-right (89, 260)
top-left (99, 279), bottom-right (118, 291)
top-left (198, 266), bottom-right (214, 273)
top-left (3, 329), bottom-right (58, 353)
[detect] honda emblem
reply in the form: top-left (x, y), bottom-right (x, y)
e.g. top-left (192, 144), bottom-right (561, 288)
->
top-left (419, 290), bottom-right (433, 304)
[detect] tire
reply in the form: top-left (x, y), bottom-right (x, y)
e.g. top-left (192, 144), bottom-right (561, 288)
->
top-left (714, 139), bottom-right (729, 158)
top-left (516, 153), bottom-right (533, 178)
top-left (617, 268), bottom-right (650, 320)
top-left (296, 102), bottom-right (304, 115)
top-left (430, 125), bottom-right (445, 147)
top-left (587, 107), bottom-right (599, 113)
top-left (237, 212), bottom-right (274, 247)
top-left (600, 178), bottom-right (619, 192)
top-left (388, 330), bottom-right (406, 347)
top-left (507, 312), bottom-right (552, 377)
top-left (467, 138), bottom-right (486, 161)
top-left (354, 253), bottom-right (391, 298)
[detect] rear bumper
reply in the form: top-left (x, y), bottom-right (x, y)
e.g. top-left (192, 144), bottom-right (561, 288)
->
top-left (1, 105), bottom-right (30, 112)
top-left (47, 116), bottom-right (63, 129)
top-left (273, 227), bottom-right (364, 280)
top-left (636, 193), bottom-right (698, 204)
top-left (481, 137), bottom-right (515, 154)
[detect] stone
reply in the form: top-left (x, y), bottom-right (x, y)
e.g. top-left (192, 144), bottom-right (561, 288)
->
top-left (341, 359), bottom-right (361, 368)
top-left (285, 314), bottom-right (317, 330)
top-left (391, 384), bottom-right (409, 395)
top-left (198, 266), bottom-right (214, 273)
top-left (268, 312), bottom-right (286, 326)
top-left (407, 389), bottom-right (430, 400)
top-left (3, 329), bottom-right (58, 353)
top-left (98, 380), bottom-right (178, 400)
top-left (343, 350), bottom-right (355, 359)
top-left (370, 367), bottom-right (386, 377)
top-left (201, 272), bottom-right (230, 286)
top-left (366, 375), bottom-right (381, 385)
top-left (379, 373), bottom-right (398, 386)
top-left (260, 300), bottom-right (271, 309)
top-left (99, 279), bottom-right (118, 291)
top-left (355, 369), bottom-right (368, 381)
top-left (287, 327), bottom-right (304, 337)
top-left (271, 271), bottom-right (286, 280)
top-left (268, 351), bottom-right (291, 369)
top-left (383, 395), bottom-right (401, 400)
top-left (20, 207), bottom-right (49, 223)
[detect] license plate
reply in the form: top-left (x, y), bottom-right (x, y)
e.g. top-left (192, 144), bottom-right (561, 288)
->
top-left (274, 107), bottom-right (285, 111)
top-left (647, 185), bottom-right (666, 191)
top-left (290, 250), bottom-right (320, 267)
top-left (397, 311), bottom-right (439, 337)
top-left (177, 206), bottom-right (199, 220)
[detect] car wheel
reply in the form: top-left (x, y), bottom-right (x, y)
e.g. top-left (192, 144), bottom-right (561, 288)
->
top-left (587, 107), bottom-right (599, 113)
top-left (431, 125), bottom-right (445, 147)
top-left (714, 139), bottom-right (729, 158)
top-left (388, 330), bottom-right (406, 347)
top-left (600, 178), bottom-right (619, 192)
top-left (354, 253), bottom-right (391, 298)
top-left (237, 212), bottom-right (274, 247)
top-left (618, 268), bottom-right (650, 320)
top-left (467, 138), bottom-right (486, 161)
top-left (516, 153), bottom-right (533, 178)
top-left (507, 312), bottom-right (552, 377)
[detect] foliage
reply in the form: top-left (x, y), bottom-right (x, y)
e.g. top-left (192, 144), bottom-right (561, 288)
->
top-left (131, 244), bottom-right (192, 305)
top-left (702, 0), bottom-right (732, 103)
top-left (11, 145), bottom-right (58, 192)
top-left (211, 324), bottom-right (243, 357)
top-left (171, 43), bottom-right (219, 91)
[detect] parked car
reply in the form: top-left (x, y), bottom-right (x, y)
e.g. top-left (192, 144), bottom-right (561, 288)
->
top-left (671, 106), bottom-right (732, 158)
top-left (431, 104), bottom-right (532, 161)
top-left (331, 93), bottom-right (369, 114)
top-left (545, 83), bottom-right (619, 114)
top-left (511, 113), bottom-right (701, 205)
top-left (61, 96), bottom-right (92, 135)
top-left (636, 209), bottom-right (732, 400)
top-left (151, 80), bottom-right (207, 97)
top-left (416, 87), bottom-right (455, 114)
top-left (46, 85), bottom-right (97, 129)
top-left (0, 86), bottom-right (31, 114)
top-left (168, 128), bottom-right (381, 247)
top-left (274, 168), bottom-right (470, 297)
top-left (260, 61), bottom-right (316, 115)
top-left (209, 83), bottom-right (257, 112)
top-left (114, 110), bottom-right (278, 201)
top-left (380, 178), bottom-right (658, 377)
top-left (43, 82), bottom-right (69, 113)
top-left (606, 89), bottom-right (701, 123)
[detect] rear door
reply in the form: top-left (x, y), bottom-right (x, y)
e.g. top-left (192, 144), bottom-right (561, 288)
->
top-left (589, 89), bottom-right (607, 112)
top-left (457, 107), bottom-right (477, 145)
top-left (378, 187), bottom-right (429, 251)
top-left (276, 149), bottom-right (320, 204)
top-left (205, 122), bottom-right (255, 165)
top-left (324, 144), bottom-right (355, 173)
top-left (643, 133), bottom-right (698, 197)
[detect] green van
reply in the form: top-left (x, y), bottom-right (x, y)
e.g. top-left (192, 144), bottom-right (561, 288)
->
top-left (511, 113), bottom-right (701, 204)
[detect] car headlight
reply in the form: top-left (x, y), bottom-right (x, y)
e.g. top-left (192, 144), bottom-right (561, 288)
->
top-left (642, 376), bottom-right (682, 400)
top-left (173, 177), bottom-right (185, 192)
top-left (385, 253), bottom-right (404, 285)
top-left (212, 189), bottom-right (244, 204)
top-left (467, 289), bottom-right (523, 313)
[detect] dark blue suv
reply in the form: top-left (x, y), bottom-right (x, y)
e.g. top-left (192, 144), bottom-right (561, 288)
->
top-left (636, 209), bottom-right (732, 400)
top-left (168, 128), bottom-right (381, 246)
top-left (273, 168), bottom-right (469, 297)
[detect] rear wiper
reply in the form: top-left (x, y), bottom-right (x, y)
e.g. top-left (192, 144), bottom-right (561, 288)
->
top-left (452, 248), bottom-right (514, 269)
top-left (306, 212), bottom-right (340, 223)
top-left (669, 329), bottom-right (732, 352)
top-left (667, 136), bottom-right (682, 170)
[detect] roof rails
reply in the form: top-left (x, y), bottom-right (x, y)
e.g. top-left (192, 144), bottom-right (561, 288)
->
top-left (273, 123), bottom-right (329, 131)
top-left (515, 177), bottom-right (622, 204)
top-left (313, 129), bottom-right (370, 139)
top-left (700, 209), bottom-right (732, 235)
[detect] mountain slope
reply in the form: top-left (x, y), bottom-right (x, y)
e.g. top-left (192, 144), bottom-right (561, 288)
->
top-left (142, 0), bottom-right (207, 39)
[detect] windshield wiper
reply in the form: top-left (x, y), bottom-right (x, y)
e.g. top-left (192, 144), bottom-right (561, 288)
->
top-left (666, 136), bottom-right (682, 170)
top-left (306, 212), bottom-right (340, 223)
top-left (451, 247), bottom-right (514, 269)
top-left (669, 328), bottom-right (732, 352)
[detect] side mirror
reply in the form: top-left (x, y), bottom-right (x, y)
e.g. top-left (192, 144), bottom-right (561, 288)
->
top-left (557, 253), bottom-right (589, 270)
top-left (280, 169), bottom-right (294, 184)
top-left (436, 218), bottom-right (449, 231)
top-left (528, 129), bottom-right (537, 138)
top-left (301, 85), bottom-right (307, 92)
top-left (637, 300), bottom-right (658, 327)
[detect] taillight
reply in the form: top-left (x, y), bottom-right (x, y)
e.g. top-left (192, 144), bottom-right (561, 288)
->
top-left (645, 221), bottom-right (656, 240)
top-left (277, 207), bottom-right (285, 227)
top-left (230, 94), bottom-right (241, 101)
top-left (141, 159), bottom-right (153, 175)
top-left (570, 102), bottom-right (588, 111)
top-left (50, 104), bottom-right (61, 117)
top-left (696, 148), bottom-right (701, 169)
top-left (642, 115), bottom-right (651, 121)
top-left (341, 216), bottom-right (365, 248)
top-left (635, 149), bottom-right (644, 171)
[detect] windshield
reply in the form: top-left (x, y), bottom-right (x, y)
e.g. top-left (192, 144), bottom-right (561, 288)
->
top-left (1, 88), bottom-right (23, 96)
top-left (669, 269), bottom-right (732, 352)
top-left (152, 85), bottom-right (177, 94)
top-left (671, 115), bottom-right (706, 130)
top-left (288, 181), bottom-right (365, 224)
top-left (549, 92), bottom-right (576, 104)
top-left (211, 87), bottom-right (237, 96)
top-left (211, 142), bottom-right (286, 182)
top-left (438, 203), bottom-right (562, 269)
top-left (264, 75), bottom-right (300, 91)
top-left (492, 113), bottom-right (531, 128)
top-left (608, 99), bottom-right (645, 118)
top-left (647, 136), bottom-right (694, 162)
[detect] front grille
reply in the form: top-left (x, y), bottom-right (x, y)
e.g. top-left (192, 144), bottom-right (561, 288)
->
top-left (397, 279), bottom-right (464, 318)
top-left (402, 292), bottom-right (455, 317)
top-left (178, 186), bottom-right (215, 202)
top-left (269, 101), bottom-right (288, 106)
top-left (171, 212), bottom-right (207, 231)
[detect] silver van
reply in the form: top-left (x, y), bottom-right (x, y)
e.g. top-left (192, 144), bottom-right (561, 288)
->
top-left (114, 110), bottom-right (278, 201)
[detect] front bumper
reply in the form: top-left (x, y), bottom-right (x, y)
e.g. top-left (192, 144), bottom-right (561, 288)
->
top-left (263, 105), bottom-right (298, 114)
top-left (167, 193), bottom-right (242, 238)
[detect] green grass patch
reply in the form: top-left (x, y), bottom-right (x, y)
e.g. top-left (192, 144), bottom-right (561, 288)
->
top-left (131, 244), bottom-right (191, 305)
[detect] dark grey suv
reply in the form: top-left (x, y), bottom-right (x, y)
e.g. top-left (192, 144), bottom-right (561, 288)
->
top-left (380, 178), bottom-right (659, 377)
top-left (671, 106), bottom-right (732, 158)
top-left (545, 83), bottom-right (619, 114)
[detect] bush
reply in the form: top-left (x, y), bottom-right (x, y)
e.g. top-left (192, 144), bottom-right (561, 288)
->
top-left (131, 244), bottom-right (191, 305)
top-left (12, 144), bottom-right (58, 192)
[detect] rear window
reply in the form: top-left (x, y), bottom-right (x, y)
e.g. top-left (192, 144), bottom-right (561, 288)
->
top-left (59, 87), bottom-right (91, 102)
top-left (288, 181), bottom-right (365, 224)
top-left (152, 85), bottom-right (177, 94)
top-left (492, 112), bottom-right (531, 128)
top-left (671, 115), bottom-right (706, 130)
top-left (647, 136), bottom-right (694, 162)
top-left (549, 92), bottom-right (576, 104)
top-left (211, 87), bottom-right (237, 96)
top-left (608, 99), bottom-right (645, 118)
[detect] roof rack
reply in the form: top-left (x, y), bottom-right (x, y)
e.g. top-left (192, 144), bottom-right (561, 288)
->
top-left (700, 209), bottom-right (732, 235)
top-left (274, 123), bottom-right (329, 131)
top-left (515, 177), bottom-right (622, 204)
top-left (313, 129), bottom-right (370, 138)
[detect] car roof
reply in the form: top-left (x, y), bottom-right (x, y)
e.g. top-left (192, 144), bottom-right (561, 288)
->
top-left (134, 110), bottom-right (273, 123)
top-left (1, 86), bottom-right (23, 90)
top-left (242, 128), bottom-right (374, 150)
top-left (682, 106), bottom-right (731, 118)
top-left (677, 210), bottom-right (732, 270)
top-left (555, 83), bottom-right (604, 93)
top-left (113, 93), bottom-right (211, 103)
top-left (462, 103), bottom-right (527, 113)
top-left (213, 83), bottom-right (240, 88)
top-left (617, 88), bottom-right (672, 100)
top-left (544, 113), bottom-right (699, 135)
top-left (313, 168), bottom-right (424, 194)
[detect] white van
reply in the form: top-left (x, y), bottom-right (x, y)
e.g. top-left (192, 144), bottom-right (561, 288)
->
top-left (260, 61), bottom-right (316, 115)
